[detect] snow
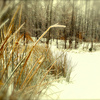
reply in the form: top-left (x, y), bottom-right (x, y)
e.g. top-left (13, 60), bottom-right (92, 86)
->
top-left (60, 51), bottom-right (100, 99)
top-left (31, 37), bottom-right (100, 99)
top-left (39, 41), bottom-right (100, 99)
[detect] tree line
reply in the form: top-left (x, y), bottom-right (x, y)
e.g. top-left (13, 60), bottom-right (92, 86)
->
top-left (0, 0), bottom-right (100, 51)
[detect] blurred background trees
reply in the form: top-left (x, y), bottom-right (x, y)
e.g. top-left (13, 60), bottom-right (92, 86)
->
top-left (0, 0), bottom-right (100, 51)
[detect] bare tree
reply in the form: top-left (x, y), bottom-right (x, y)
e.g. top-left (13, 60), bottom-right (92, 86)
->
top-left (68, 0), bottom-right (75, 49)
top-left (45, 0), bottom-right (53, 47)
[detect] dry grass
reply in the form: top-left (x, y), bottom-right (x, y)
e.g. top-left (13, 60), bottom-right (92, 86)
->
top-left (0, 5), bottom-right (73, 100)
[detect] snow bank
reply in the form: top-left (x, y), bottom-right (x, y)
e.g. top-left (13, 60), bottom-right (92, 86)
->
top-left (40, 46), bottom-right (100, 99)
top-left (31, 37), bottom-right (100, 99)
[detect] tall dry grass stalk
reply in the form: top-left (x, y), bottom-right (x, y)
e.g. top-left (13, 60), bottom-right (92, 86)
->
top-left (0, 5), bottom-right (68, 100)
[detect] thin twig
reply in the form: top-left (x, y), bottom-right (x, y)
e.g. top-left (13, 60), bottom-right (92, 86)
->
top-left (0, 19), bottom-right (9, 29)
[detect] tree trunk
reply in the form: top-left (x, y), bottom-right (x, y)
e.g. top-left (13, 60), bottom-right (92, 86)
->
top-left (69, 0), bottom-right (74, 49)
top-left (46, 0), bottom-right (53, 47)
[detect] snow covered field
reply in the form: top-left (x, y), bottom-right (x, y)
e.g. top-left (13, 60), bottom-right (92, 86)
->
top-left (40, 48), bottom-right (100, 99)
top-left (32, 37), bottom-right (100, 99)
top-left (35, 38), bottom-right (100, 99)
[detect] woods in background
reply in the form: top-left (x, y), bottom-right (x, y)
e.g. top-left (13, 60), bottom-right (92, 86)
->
top-left (0, 0), bottom-right (100, 51)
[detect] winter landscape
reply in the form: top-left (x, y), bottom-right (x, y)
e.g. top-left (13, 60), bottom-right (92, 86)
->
top-left (39, 40), bottom-right (100, 99)
top-left (0, 0), bottom-right (100, 100)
